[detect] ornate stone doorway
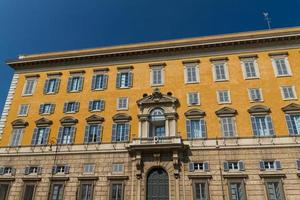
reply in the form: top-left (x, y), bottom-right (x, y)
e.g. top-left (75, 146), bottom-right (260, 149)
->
top-left (147, 168), bottom-right (169, 200)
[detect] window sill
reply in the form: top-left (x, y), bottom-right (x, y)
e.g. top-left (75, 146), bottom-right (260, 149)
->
top-left (92, 88), bottom-right (105, 91)
top-left (90, 110), bottom-right (103, 113)
top-left (188, 104), bottom-right (200, 107)
top-left (151, 84), bottom-right (164, 87)
top-left (22, 94), bottom-right (33, 97)
top-left (116, 87), bottom-right (131, 89)
top-left (185, 81), bottom-right (200, 85)
top-left (217, 102), bottom-right (232, 105)
top-left (275, 75), bottom-right (292, 78)
top-left (116, 108), bottom-right (128, 111)
top-left (44, 92), bottom-right (57, 95)
top-left (259, 173), bottom-right (286, 178)
top-left (244, 77), bottom-right (260, 80)
top-left (283, 98), bottom-right (298, 101)
top-left (249, 100), bottom-right (264, 103)
top-left (67, 91), bottom-right (81, 93)
top-left (223, 174), bottom-right (248, 179)
top-left (214, 79), bottom-right (229, 82)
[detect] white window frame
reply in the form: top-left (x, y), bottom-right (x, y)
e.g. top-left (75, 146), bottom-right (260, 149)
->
top-left (271, 55), bottom-right (292, 77)
top-left (22, 78), bottom-right (37, 96)
top-left (216, 90), bottom-right (231, 104)
top-left (187, 92), bottom-right (200, 106)
top-left (10, 128), bottom-right (24, 147)
top-left (150, 66), bottom-right (164, 86)
top-left (280, 86), bottom-right (297, 100)
top-left (248, 88), bottom-right (264, 102)
top-left (212, 61), bottom-right (229, 82)
top-left (219, 117), bottom-right (237, 137)
top-left (117, 97), bottom-right (128, 110)
top-left (18, 104), bottom-right (30, 116)
top-left (112, 163), bottom-right (124, 174)
top-left (83, 164), bottom-right (95, 174)
top-left (240, 58), bottom-right (260, 79)
top-left (184, 63), bottom-right (200, 84)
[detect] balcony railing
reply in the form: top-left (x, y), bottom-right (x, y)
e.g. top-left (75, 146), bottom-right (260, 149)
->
top-left (131, 136), bottom-right (182, 145)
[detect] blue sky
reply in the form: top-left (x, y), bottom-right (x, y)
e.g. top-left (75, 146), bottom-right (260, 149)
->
top-left (0, 0), bottom-right (300, 114)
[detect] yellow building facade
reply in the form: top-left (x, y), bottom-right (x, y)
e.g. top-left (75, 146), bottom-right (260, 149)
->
top-left (0, 27), bottom-right (300, 200)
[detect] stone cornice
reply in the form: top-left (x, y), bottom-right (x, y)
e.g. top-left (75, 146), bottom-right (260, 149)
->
top-left (6, 27), bottom-right (300, 69)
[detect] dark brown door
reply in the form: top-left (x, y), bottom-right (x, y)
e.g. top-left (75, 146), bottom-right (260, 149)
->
top-left (147, 168), bottom-right (169, 200)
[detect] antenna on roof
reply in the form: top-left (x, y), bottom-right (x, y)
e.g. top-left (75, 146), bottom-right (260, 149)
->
top-left (263, 12), bottom-right (271, 30)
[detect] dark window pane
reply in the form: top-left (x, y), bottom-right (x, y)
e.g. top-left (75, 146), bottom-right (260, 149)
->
top-left (0, 184), bottom-right (10, 200)
top-left (23, 184), bottom-right (35, 200)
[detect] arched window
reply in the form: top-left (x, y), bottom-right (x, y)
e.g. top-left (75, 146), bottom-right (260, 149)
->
top-left (149, 108), bottom-right (165, 137)
top-left (150, 109), bottom-right (165, 121)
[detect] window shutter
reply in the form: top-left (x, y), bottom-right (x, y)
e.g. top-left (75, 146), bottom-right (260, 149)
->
top-left (39, 104), bottom-right (44, 114)
top-left (70, 127), bottom-right (76, 144)
top-left (250, 116), bottom-right (258, 136)
top-left (186, 120), bottom-right (191, 139)
top-left (297, 160), bottom-right (300, 170)
top-left (44, 128), bottom-right (50, 145)
top-left (88, 101), bottom-right (93, 111)
top-left (64, 165), bottom-right (70, 174)
top-left (37, 167), bottom-right (42, 175)
top-left (43, 79), bottom-right (50, 94)
top-left (84, 125), bottom-right (90, 144)
top-left (63, 103), bottom-right (68, 113)
top-left (238, 161), bottom-right (245, 171)
top-left (112, 124), bottom-right (117, 142)
top-left (128, 72), bottom-right (133, 87)
top-left (0, 167), bottom-right (4, 175)
top-left (203, 162), bottom-right (209, 172)
top-left (124, 124), bottom-right (130, 141)
top-left (31, 128), bottom-right (39, 145)
top-left (266, 116), bottom-right (274, 135)
top-left (223, 161), bottom-right (229, 171)
top-left (75, 102), bottom-right (80, 112)
top-left (96, 125), bottom-right (102, 143)
top-left (116, 73), bottom-right (121, 88)
top-left (100, 100), bottom-right (105, 110)
top-left (67, 77), bottom-right (73, 92)
top-left (57, 127), bottom-right (64, 144)
top-left (259, 161), bottom-right (265, 171)
top-left (78, 76), bottom-right (84, 91)
top-left (50, 104), bottom-right (55, 114)
top-left (24, 167), bottom-right (30, 175)
top-left (52, 166), bottom-right (57, 174)
top-left (54, 79), bottom-right (60, 93)
top-left (103, 74), bottom-right (108, 89)
top-left (200, 119), bottom-right (206, 138)
top-left (285, 115), bottom-right (294, 135)
top-left (188, 162), bottom-right (195, 172)
top-left (275, 160), bottom-right (282, 170)
top-left (91, 75), bottom-right (97, 90)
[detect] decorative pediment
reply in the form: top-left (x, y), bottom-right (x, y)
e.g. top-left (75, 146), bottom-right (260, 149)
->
top-left (112, 113), bottom-right (132, 122)
top-left (248, 105), bottom-right (270, 115)
top-left (11, 119), bottom-right (28, 128)
top-left (86, 115), bottom-right (104, 124)
top-left (35, 118), bottom-right (53, 127)
top-left (215, 107), bottom-right (237, 117)
top-left (184, 109), bottom-right (206, 118)
top-left (282, 103), bottom-right (300, 113)
top-left (60, 116), bottom-right (78, 125)
top-left (137, 88), bottom-right (178, 107)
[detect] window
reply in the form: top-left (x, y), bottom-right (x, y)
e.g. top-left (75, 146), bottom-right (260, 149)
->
top-left (186, 119), bottom-right (206, 139)
top-left (188, 162), bottom-right (209, 172)
top-left (22, 182), bottom-right (36, 200)
top-left (83, 164), bottom-right (95, 174)
top-left (0, 182), bottom-right (10, 200)
top-left (248, 88), bottom-right (263, 102)
top-left (228, 180), bottom-right (246, 200)
top-left (117, 97), bottom-right (128, 110)
top-left (89, 100), bottom-right (104, 112)
top-left (44, 78), bottom-right (60, 94)
top-left (52, 165), bottom-right (70, 174)
top-left (18, 104), bottom-right (29, 116)
top-left (260, 160), bottom-right (281, 171)
top-left (10, 128), bottom-right (23, 146)
top-left (112, 164), bottom-right (124, 173)
top-left (217, 90), bottom-right (231, 104)
top-left (39, 103), bottom-right (55, 115)
top-left (49, 182), bottom-right (64, 200)
top-left (57, 126), bottom-right (76, 144)
top-left (251, 115), bottom-right (274, 136)
top-left (84, 124), bottom-right (102, 144)
top-left (188, 92), bottom-right (200, 106)
top-left (281, 86), bottom-right (297, 100)
top-left (213, 62), bottom-right (228, 81)
top-left (112, 123), bottom-right (130, 142)
top-left (224, 161), bottom-right (245, 171)
top-left (63, 102), bottom-right (80, 113)
top-left (79, 181), bottom-right (94, 200)
top-left (265, 180), bottom-right (285, 200)
top-left (31, 127), bottom-right (50, 145)
top-left (116, 71), bottom-right (133, 88)
top-left (272, 56), bottom-right (292, 77)
top-left (241, 59), bottom-right (260, 79)
top-left (220, 117), bottom-right (236, 137)
top-left (24, 166), bottom-right (42, 175)
top-left (184, 63), bottom-right (199, 83)
top-left (0, 167), bottom-right (15, 176)
top-left (193, 181), bottom-right (209, 200)
top-left (91, 74), bottom-right (108, 90)
top-left (285, 114), bottom-right (300, 135)
top-left (151, 66), bottom-right (164, 86)
top-left (110, 182), bottom-right (124, 200)
top-left (22, 78), bottom-right (37, 96)
top-left (67, 76), bottom-right (84, 92)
